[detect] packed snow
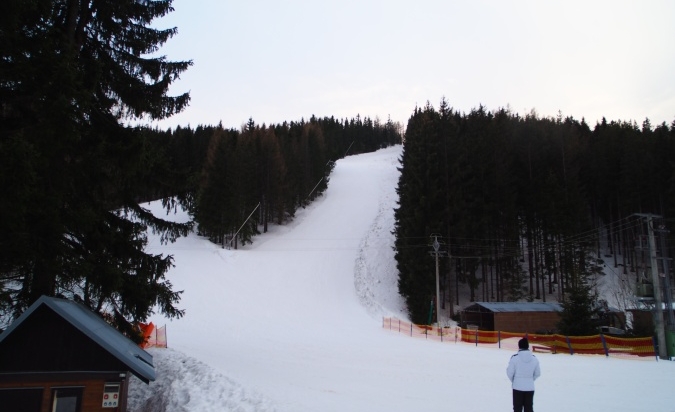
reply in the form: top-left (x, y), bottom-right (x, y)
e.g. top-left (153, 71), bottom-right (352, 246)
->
top-left (128, 145), bottom-right (675, 412)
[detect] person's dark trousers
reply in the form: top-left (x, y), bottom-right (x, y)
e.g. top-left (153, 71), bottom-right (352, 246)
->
top-left (512, 389), bottom-right (535, 412)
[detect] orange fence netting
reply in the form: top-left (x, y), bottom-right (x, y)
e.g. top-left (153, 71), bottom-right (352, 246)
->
top-left (138, 322), bottom-right (168, 349)
top-left (382, 317), bottom-right (657, 360)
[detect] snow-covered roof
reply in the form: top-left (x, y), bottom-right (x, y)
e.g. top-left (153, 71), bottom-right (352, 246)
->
top-left (0, 295), bottom-right (155, 383)
top-left (463, 301), bottom-right (626, 314)
top-left (464, 302), bottom-right (564, 312)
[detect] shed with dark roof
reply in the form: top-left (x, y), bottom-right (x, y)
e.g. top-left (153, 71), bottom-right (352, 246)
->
top-left (460, 301), bottom-right (626, 334)
top-left (0, 295), bottom-right (155, 412)
top-left (460, 302), bottom-right (564, 333)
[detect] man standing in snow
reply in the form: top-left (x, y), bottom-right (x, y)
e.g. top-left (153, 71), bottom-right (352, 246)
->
top-left (506, 338), bottom-right (541, 412)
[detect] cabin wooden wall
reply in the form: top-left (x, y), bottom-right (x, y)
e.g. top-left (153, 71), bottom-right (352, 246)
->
top-left (0, 373), bottom-right (128, 412)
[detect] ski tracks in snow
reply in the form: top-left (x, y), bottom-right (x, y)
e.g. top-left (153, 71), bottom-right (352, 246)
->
top-left (353, 146), bottom-right (407, 319)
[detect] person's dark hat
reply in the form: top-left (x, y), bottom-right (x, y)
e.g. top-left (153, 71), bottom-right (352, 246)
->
top-left (518, 338), bottom-right (529, 350)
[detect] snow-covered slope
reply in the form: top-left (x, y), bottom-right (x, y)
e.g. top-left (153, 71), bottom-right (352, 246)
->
top-left (129, 145), bottom-right (675, 412)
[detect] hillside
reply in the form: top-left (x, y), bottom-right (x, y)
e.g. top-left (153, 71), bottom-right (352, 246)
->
top-left (128, 145), bottom-right (674, 412)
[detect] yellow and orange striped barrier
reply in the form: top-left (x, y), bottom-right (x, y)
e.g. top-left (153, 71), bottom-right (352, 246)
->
top-left (382, 317), bottom-right (657, 360)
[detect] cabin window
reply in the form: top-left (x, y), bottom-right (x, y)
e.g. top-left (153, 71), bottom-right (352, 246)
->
top-left (0, 387), bottom-right (43, 412)
top-left (51, 387), bottom-right (83, 412)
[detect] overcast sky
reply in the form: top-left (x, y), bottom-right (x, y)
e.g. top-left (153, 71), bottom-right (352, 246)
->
top-left (150, 0), bottom-right (675, 130)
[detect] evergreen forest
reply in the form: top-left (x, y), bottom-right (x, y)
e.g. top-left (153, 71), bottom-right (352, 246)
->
top-left (2, 0), bottom-right (672, 339)
top-left (142, 115), bottom-right (402, 248)
top-left (0, 0), bottom-right (401, 337)
top-left (395, 99), bottom-right (675, 325)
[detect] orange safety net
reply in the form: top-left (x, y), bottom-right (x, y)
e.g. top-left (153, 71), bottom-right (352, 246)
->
top-left (604, 334), bottom-right (655, 357)
top-left (155, 325), bottom-right (167, 348)
top-left (382, 317), bottom-right (656, 359)
top-left (382, 317), bottom-right (459, 342)
top-left (138, 322), bottom-right (168, 349)
top-left (138, 322), bottom-right (155, 349)
top-left (527, 333), bottom-right (568, 354)
top-left (566, 335), bottom-right (606, 355)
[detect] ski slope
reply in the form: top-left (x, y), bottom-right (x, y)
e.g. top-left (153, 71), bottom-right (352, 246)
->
top-left (129, 145), bottom-right (675, 412)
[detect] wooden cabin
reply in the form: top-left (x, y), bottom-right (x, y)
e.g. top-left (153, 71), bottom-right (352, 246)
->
top-left (461, 302), bottom-right (564, 333)
top-left (461, 301), bottom-right (626, 334)
top-left (0, 295), bottom-right (155, 412)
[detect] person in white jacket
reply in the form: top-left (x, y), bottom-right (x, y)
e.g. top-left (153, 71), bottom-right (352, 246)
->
top-left (506, 338), bottom-right (541, 412)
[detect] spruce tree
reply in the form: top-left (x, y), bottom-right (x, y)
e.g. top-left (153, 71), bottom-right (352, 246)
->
top-left (557, 283), bottom-right (600, 336)
top-left (0, 0), bottom-right (192, 337)
top-left (394, 104), bottom-right (443, 323)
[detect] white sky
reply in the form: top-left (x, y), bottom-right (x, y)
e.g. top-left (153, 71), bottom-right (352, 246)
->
top-left (151, 0), bottom-right (675, 130)
top-left (128, 146), bottom-right (675, 412)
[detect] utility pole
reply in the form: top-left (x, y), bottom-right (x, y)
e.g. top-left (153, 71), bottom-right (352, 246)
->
top-left (637, 214), bottom-right (668, 359)
top-left (429, 234), bottom-right (447, 326)
top-left (656, 224), bottom-right (675, 333)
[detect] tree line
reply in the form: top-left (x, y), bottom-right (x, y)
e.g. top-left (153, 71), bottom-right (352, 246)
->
top-left (6, 0), bottom-right (667, 339)
top-left (394, 99), bottom-right (675, 327)
top-left (0, 0), bottom-right (402, 339)
top-left (143, 115), bottom-right (403, 248)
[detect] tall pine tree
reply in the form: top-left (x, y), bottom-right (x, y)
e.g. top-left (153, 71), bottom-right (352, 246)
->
top-left (0, 0), bottom-right (192, 338)
top-left (394, 104), bottom-right (443, 323)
